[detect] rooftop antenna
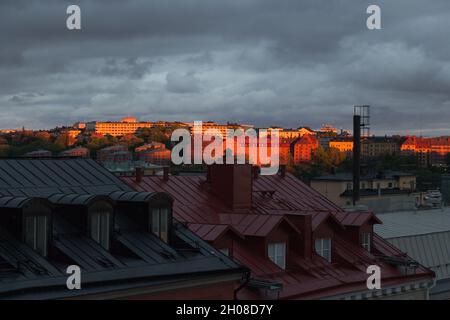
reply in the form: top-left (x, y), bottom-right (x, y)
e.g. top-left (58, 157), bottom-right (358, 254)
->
top-left (353, 105), bottom-right (370, 137)
top-left (352, 105), bottom-right (370, 205)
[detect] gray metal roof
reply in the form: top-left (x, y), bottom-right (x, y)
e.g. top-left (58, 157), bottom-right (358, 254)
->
top-left (387, 232), bottom-right (450, 280)
top-left (0, 196), bottom-right (34, 209)
top-left (375, 207), bottom-right (450, 281)
top-left (48, 193), bottom-right (112, 206)
top-left (0, 158), bottom-right (130, 197)
top-left (108, 190), bottom-right (173, 203)
top-left (375, 207), bottom-right (450, 238)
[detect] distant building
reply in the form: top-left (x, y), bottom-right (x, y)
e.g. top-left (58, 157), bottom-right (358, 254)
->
top-left (361, 137), bottom-right (402, 159)
top-left (265, 127), bottom-right (315, 140)
top-left (137, 149), bottom-right (171, 166)
top-left (189, 121), bottom-right (251, 137)
top-left (59, 147), bottom-right (90, 158)
top-left (135, 142), bottom-right (166, 152)
top-left (291, 134), bottom-right (319, 164)
top-left (97, 145), bottom-right (130, 164)
top-left (329, 136), bottom-right (402, 159)
top-left (318, 124), bottom-right (338, 134)
top-left (87, 117), bottom-right (154, 136)
top-left (401, 136), bottom-right (450, 167)
top-left (441, 174), bottom-right (450, 206)
top-left (318, 136), bottom-right (334, 151)
top-left (237, 137), bottom-right (293, 166)
top-left (310, 171), bottom-right (419, 212)
top-left (430, 137), bottom-right (450, 167)
top-left (329, 137), bottom-right (353, 156)
top-left (23, 149), bottom-right (52, 158)
top-left (64, 129), bottom-right (81, 139)
top-left (73, 122), bottom-right (86, 130)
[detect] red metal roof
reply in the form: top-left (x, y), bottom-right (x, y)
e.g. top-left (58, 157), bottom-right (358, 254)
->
top-left (121, 171), bottom-right (434, 299)
top-left (335, 211), bottom-right (382, 226)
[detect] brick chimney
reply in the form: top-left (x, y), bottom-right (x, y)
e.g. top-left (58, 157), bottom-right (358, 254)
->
top-left (135, 167), bottom-right (143, 184)
top-left (209, 164), bottom-right (252, 210)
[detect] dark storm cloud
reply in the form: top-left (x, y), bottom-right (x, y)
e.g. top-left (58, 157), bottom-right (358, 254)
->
top-left (0, 0), bottom-right (449, 135)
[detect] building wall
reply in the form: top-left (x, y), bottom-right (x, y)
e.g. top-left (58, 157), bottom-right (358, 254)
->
top-left (442, 175), bottom-right (450, 205)
top-left (373, 288), bottom-right (428, 300)
top-left (311, 178), bottom-right (419, 211)
top-left (354, 194), bottom-right (419, 213)
top-left (292, 135), bottom-right (319, 164)
top-left (310, 181), bottom-right (347, 206)
top-left (94, 122), bottom-right (153, 136)
top-left (138, 149), bottom-right (171, 165)
top-left (128, 280), bottom-right (237, 300)
top-left (329, 141), bottom-right (353, 155)
top-left (362, 140), bottom-right (400, 158)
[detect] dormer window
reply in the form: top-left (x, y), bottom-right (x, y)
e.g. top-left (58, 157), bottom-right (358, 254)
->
top-left (360, 232), bottom-right (371, 252)
top-left (268, 242), bottom-right (286, 269)
top-left (150, 208), bottom-right (169, 243)
top-left (90, 211), bottom-right (111, 250)
top-left (24, 215), bottom-right (48, 256)
top-left (315, 238), bottom-right (331, 262)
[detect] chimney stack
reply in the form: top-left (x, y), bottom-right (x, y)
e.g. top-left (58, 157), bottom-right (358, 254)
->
top-left (210, 164), bottom-right (253, 210)
top-left (353, 115), bottom-right (361, 205)
top-left (135, 167), bottom-right (143, 184)
top-left (163, 167), bottom-right (170, 181)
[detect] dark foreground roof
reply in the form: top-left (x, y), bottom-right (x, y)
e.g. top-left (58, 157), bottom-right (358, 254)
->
top-left (0, 159), bottom-right (244, 299)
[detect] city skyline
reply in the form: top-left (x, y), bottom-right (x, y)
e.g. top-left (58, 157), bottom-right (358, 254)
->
top-left (1, 0), bottom-right (450, 135)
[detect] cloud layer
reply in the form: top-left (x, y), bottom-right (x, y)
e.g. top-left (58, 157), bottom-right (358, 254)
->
top-left (1, 0), bottom-right (449, 135)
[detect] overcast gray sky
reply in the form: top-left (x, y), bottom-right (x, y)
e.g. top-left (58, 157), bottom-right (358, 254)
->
top-left (0, 0), bottom-right (449, 135)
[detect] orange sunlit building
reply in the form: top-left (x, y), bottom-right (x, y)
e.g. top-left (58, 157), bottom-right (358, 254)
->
top-left (402, 136), bottom-right (450, 167)
top-left (265, 126), bottom-right (315, 140)
top-left (292, 134), bottom-right (319, 164)
top-left (86, 117), bottom-right (154, 136)
top-left (187, 136), bottom-right (293, 166)
top-left (329, 137), bottom-right (353, 155)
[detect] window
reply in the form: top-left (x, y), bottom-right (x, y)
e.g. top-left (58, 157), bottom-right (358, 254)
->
top-left (268, 242), bottom-right (286, 269)
top-left (360, 232), bottom-right (371, 252)
top-left (219, 248), bottom-right (230, 256)
top-left (25, 216), bottom-right (48, 256)
top-left (315, 238), bottom-right (331, 262)
top-left (346, 182), bottom-right (352, 190)
top-left (150, 208), bottom-right (169, 242)
top-left (90, 211), bottom-right (110, 250)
